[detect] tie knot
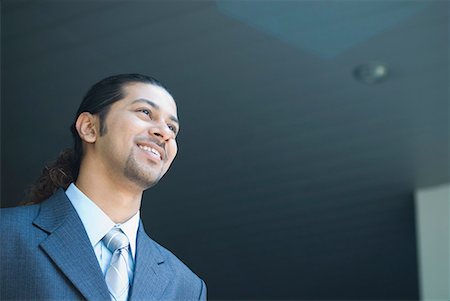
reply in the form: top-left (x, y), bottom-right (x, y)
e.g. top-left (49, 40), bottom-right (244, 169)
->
top-left (103, 228), bottom-right (129, 253)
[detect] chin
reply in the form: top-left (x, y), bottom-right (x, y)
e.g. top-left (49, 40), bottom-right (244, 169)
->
top-left (126, 176), bottom-right (160, 191)
top-left (124, 155), bottom-right (167, 189)
top-left (142, 175), bottom-right (162, 190)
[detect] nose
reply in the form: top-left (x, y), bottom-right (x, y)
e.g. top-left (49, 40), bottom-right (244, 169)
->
top-left (149, 123), bottom-right (173, 142)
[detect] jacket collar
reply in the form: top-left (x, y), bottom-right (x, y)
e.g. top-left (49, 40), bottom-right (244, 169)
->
top-left (33, 189), bottom-right (111, 301)
top-left (128, 221), bottom-right (170, 301)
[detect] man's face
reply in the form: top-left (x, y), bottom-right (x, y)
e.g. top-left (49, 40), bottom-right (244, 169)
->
top-left (94, 82), bottom-right (179, 190)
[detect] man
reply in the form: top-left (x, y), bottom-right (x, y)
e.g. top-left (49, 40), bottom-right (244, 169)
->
top-left (0, 74), bottom-right (207, 300)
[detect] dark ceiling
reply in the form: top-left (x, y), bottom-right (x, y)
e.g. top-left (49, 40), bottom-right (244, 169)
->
top-left (2, 1), bottom-right (449, 299)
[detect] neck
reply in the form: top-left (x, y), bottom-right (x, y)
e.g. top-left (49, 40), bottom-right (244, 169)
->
top-left (76, 164), bottom-right (143, 224)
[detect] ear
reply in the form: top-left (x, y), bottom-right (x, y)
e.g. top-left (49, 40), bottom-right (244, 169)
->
top-left (75, 112), bottom-right (98, 143)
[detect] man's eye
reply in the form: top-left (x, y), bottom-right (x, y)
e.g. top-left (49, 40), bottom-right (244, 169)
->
top-left (138, 109), bottom-right (151, 117)
top-left (168, 124), bottom-right (178, 134)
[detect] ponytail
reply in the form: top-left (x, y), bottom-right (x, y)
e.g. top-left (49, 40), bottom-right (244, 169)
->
top-left (24, 149), bottom-right (80, 204)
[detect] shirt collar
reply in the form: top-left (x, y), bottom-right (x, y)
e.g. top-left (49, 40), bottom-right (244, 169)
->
top-left (65, 183), bottom-right (140, 258)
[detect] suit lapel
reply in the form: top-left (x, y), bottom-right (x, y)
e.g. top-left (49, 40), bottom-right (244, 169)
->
top-left (129, 223), bottom-right (171, 301)
top-left (34, 189), bottom-right (110, 301)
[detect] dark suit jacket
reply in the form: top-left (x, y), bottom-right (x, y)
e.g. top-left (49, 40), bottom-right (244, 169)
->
top-left (0, 189), bottom-right (206, 300)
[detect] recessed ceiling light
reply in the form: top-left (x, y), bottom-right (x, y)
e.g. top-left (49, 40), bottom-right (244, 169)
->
top-left (353, 62), bottom-right (389, 84)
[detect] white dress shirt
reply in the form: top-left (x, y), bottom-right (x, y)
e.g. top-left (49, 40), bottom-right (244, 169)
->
top-left (65, 183), bottom-right (139, 283)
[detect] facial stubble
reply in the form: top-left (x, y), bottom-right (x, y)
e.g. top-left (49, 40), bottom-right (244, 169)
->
top-left (123, 148), bottom-right (164, 190)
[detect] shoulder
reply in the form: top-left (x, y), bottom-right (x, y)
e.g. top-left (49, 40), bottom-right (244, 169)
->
top-left (138, 224), bottom-right (203, 282)
top-left (153, 239), bottom-right (201, 279)
top-left (0, 204), bottom-right (43, 255)
top-left (0, 204), bottom-right (41, 228)
top-left (143, 233), bottom-right (206, 293)
top-left (151, 239), bottom-right (207, 299)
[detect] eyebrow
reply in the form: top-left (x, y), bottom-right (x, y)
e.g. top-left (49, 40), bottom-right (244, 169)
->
top-left (131, 98), bottom-right (179, 124)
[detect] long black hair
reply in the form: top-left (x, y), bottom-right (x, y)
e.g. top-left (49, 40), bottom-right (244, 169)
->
top-left (25, 73), bottom-right (170, 204)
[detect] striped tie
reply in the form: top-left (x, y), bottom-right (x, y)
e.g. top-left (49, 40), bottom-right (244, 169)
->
top-left (103, 228), bottom-right (131, 301)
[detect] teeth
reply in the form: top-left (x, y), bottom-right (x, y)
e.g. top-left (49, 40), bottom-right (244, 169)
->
top-left (139, 145), bottom-right (151, 151)
top-left (150, 148), bottom-right (161, 157)
top-left (138, 145), bottom-right (161, 158)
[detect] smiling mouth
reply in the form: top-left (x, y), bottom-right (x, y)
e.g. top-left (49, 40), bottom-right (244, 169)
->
top-left (138, 144), bottom-right (162, 160)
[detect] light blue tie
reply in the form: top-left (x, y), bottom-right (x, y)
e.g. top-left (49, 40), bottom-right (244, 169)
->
top-left (103, 228), bottom-right (131, 301)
